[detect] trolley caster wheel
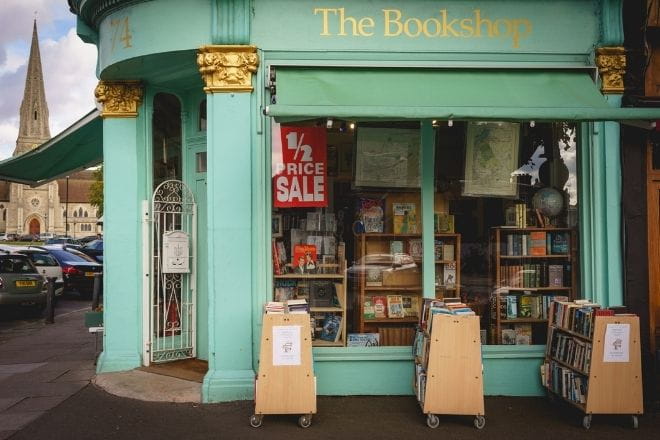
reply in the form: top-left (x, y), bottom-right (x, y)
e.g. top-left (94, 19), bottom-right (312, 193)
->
top-left (582, 414), bottom-right (592, 430)
top-left (426, 414), bottom-right (440, 428)
top-left (631, 415), bottom-right (639, 429)
top-left (249, 414), bottom-right (263, 428)
top-left (298, 414), bottom-right (312, 428)
top-left (474, 415), bottom-right (486, 430)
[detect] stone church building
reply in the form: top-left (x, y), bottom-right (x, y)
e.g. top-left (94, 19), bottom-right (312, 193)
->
top-left (0, 21), bottom-right (99, 238)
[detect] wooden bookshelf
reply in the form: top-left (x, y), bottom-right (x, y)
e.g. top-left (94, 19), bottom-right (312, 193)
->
top-left (489, 227), bottom-right (577, 344)
top-left (354, 233), bottom-right (461, 345)
top-left (542, 304), bottom-right (643, 429)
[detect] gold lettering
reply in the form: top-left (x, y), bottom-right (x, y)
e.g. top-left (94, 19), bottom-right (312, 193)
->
top-left (440, 10), bottom-right (460, 37)
top-left (423, 18), bottom-right (442, 37)
top-left (338, 8), bottom-right (358, 36)
top-left (460, 18), bottom-right (474, 37)
top-left (383, 9), bottom-right (403, 37)
top-left (493, 19), bottom-right (512, 37)
top-left (474, 9), bottom-right (493, 37)
top-left (511, 19), bottom-right (532, 48)
top-left (404, 18), bottom-right (423, 37)
top-left (358, 17), bottom-right (375, 36)
top-left (314, 8), bottom-right (338, 36)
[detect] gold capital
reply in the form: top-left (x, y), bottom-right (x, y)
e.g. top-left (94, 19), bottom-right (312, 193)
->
top-left (94, 81), bottom-right (144, 118)
top-left (596, 47), bottom-right (626, 94)
top-left (197, 45), bottom-right (259, 93)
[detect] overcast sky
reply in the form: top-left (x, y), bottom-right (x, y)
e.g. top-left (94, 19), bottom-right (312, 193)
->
top-left (0, 0), bottom-right (98, 160)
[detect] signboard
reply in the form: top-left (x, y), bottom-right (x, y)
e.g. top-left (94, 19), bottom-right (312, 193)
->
top-left (162, 230), bottom-right (190, 273)
top-left (273, 125), bottom-right (328, 208)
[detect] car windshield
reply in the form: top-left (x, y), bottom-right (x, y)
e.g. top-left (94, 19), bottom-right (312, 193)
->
top-left (26, 253), bottom-right (59, 266)
top-left (84, 240), bottom-right (103, 250)
top-left (0, 256), bottom-right (37, 274)
top-left (49, 249), bottom-right (98, 264)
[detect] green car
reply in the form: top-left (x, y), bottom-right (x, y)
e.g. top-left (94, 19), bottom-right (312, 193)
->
top-left (0, 254), bottom-right (47, 310)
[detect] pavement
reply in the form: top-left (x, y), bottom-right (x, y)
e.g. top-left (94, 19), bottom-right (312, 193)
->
top-left (1, 307), bottom-right (659, 440)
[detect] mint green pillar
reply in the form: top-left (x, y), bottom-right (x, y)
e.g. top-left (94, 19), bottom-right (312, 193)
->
top-left (579, 96), bottom-right (624, 307)
top-left (200, 46), bottom-right (258, 402)
top-left (96, 82), bottom-right (144, 372)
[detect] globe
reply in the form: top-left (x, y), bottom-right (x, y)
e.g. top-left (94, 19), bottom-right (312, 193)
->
top-left (532, 187), bottom-right (564, 217)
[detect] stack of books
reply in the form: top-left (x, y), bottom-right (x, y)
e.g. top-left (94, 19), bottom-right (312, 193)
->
top-left (265, 301), bottom-right (285, 314)
top-left (287, 299), bottom-right (309, 314)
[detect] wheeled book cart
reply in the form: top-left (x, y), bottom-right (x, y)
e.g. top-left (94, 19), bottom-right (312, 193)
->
top-left (415, 314), bottom-right (485, 429)
top-left (544, 307), bottom-right (643, 429)
top-left (250, 313), bottom-right (316, 428)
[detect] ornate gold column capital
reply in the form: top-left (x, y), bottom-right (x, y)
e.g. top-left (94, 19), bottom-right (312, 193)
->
top-left (94, 80), bottom-right (144, 118)
top-left (197, 45), bottom-right (259, 93)
top-left (596, 46), bottom-right (626, 94)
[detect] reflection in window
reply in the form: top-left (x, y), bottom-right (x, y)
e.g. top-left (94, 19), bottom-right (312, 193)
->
top-left (199, 99), bottom-right (207, 131)
top-left (152, 93), bottom-right (182, 189)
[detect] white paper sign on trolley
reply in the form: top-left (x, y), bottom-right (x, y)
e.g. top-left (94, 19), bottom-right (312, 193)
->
top-left (162, 230), bottom-right (190, 273)
top-left (272, 325), bottom-right (301, 366)
top-left (603, 323), bottom-right (630, 363)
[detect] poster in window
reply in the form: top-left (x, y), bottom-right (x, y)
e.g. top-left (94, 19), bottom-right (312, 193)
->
top-left (463, 122), bottom-right (520, 197)
top-left (273, 124), bottom-right (328, 208)
top-left (354, 127), bottom-right (420, 188)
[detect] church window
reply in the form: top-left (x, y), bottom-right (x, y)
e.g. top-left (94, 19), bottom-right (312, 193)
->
top-left (2, 210), bottom-right (5, 222)
top-left (78, 207), bottom-right (83, 217)
top-left (73, 211), bottom-right (78, 218)
top-left (152, 93), bottom-right (182, 189)
top-left (31, 198), bottom-right (40, 208)
top-left (34, 110), bottom-right (38, 120)
top-left (84, 211), bottom-right (88, 218)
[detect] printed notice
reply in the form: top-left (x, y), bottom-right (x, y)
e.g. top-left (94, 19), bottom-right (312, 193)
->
top-left (272, 325), bottom-right (301, 366)
top-left (603, 323), bottom-right (630, 363)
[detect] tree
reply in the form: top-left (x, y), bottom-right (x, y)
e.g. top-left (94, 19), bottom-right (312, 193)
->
top-left (88, 166), bottom-right (104, 217)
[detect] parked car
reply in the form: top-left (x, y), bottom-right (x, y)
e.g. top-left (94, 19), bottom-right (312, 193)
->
top-left (0, 233), bottom-right (18, 242)
top-left (39, 232), bottom-right (57, 240)
top-left (45, 237), bottom-right (82, 247)
top-left (17, 234), bottom-right (38, 242)
top-left (0, 253), bottom-right (47, 311)
top-left (79, 235), bottom-right (100, 244)
top-left (9, 246), bottom-right (64, 296)
top-left (80, 239), bottom-right (103, 263)
top-left (38, 245), bottom-right (102, 298)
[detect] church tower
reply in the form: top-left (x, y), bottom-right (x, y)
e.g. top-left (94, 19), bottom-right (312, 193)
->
top-left (14, 19), bottom-right (51, 156)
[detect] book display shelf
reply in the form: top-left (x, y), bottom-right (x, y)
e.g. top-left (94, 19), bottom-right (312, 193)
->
top-left (489, 227), bottom-right (576, 344)
top-left (354, 233), bottom-right (461, 346)
top-left (542, 301), bottom-right (643, 429)
top-left (251, 313), bottom-right (317, 428)
top-left (413, 312), bottom-right (485, 429)
top-left (274, 260), bottom-right (347, 347)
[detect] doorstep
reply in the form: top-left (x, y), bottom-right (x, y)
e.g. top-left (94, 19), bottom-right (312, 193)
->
top-left (93, 369), bottom-right (202, 403)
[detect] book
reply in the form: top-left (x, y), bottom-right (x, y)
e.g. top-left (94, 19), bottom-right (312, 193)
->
top-left (502, 328), bottom-right (516, 345)
top-left (293, 244), bottom-right (317, 274)
top-left (274, 279), bottom-right (297, 302)
top-left (363, 299), bottom-right (376, 319)
top-left (372, 296), bottom-right (387, 318)
top-left (434, 212), bottom-right (454, 233)
top-left (548, 264), bottom-right (564, 287)
top-left (443, 262), bottom-right (457, 287)
top-left (514, 323), bottom-right (532, 344)
top-left (357, 198), bottom-right (384, 233)
top-left (387, 295), bottom-right (405, 318)
top-left (529, 231), bottom-right (547, 256)
top-left (390, 240), bottom-right (404, 255)
top-left (434, 240), bottom-right (443, 260)
top-left (408, 239), bottom-right (423, 259)
top-left (550, 231), bottom-right (569, 254)
top-left (393, 202), bottom-right (418, 234)
top-left (442, 244), bottom-right (455, 261)
top-left (366, 267), bottom-right (383, 286)
top-left (306, 211), bottom-right (322, 231)
top-left (347, 333), bottom-right (380, 347)
top-left (402, 296), bottom-right (419, 317)
top-left (519, 295), bottom-right (533, 317)
top-left (506, 295), bottom-right (518, 319)
top-left (320, 314), bottom-right (341, 341)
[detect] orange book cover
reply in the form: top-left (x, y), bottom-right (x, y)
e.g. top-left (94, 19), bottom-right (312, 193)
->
top-left (293, 244), bottom-right (317, 273)
top-left (529, 231), bottom-right (547, 256)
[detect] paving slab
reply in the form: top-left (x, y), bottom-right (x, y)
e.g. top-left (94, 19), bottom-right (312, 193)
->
top-left (4, 396), bottom-right (69, 413)
top-left (0, 411), bottom-right (45, 431)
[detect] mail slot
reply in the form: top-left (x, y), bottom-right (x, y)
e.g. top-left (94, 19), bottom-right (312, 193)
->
top-left (162, 230), bottom-right (190, 273)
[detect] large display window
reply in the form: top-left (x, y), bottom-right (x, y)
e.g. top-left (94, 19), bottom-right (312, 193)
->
top-left (270, 119), bottom-right (580, 347)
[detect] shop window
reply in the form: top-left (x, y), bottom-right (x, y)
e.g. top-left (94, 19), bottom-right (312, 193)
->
top-left (271, 120), bottom-right (424, 347)
top-left (199, 99), bottom-right (207, 131)
top-left (152, 93), bottom-right (182, 189)
top-left (434, 121), bottom-right (580, 345)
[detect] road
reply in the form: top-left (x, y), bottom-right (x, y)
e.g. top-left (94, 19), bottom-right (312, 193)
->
top-left (0, 295), bottom-right (92, 344)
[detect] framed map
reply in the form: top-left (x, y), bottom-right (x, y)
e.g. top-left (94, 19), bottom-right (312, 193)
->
top-left (463, 122), bottom-right (520, 197)
top-left (354, 127), bottom-right (420, 188)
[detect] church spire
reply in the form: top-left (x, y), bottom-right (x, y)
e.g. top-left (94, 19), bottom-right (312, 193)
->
top-left (14, 19), bottom-right (50, 156)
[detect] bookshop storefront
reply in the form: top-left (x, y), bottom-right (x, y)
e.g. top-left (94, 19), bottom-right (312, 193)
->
top-left (66, 0), bottom-right (660, 403)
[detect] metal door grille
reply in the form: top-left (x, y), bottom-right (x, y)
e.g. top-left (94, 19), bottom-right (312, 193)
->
top-left (149, 180), bottom-right (196, 363)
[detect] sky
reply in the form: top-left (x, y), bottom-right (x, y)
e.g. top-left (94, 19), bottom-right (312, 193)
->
top-left (0, 0), bottom-right (98, 160)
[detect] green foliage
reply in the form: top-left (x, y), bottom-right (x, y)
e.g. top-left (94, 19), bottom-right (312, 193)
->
top-left (89, 166), bottom-right (104, 217)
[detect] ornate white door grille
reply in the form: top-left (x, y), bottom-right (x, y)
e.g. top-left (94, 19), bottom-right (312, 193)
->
top-left (149, 180), bottom-right (196, 363)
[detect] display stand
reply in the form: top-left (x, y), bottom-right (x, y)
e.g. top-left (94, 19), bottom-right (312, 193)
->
top-left (251, 313), bottom-right (316, 428)
top-left (543, 303), bottom-right (643, 429)
top-left (415, 314), bottom-right (485, 429)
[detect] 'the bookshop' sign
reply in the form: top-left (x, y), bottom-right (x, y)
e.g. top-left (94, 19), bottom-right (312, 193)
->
top-left (273, 125), bottom-right (328, 208)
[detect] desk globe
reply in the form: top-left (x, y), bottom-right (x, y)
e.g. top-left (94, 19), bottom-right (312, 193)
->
top-left (532, 187), bottom-right (564, 217)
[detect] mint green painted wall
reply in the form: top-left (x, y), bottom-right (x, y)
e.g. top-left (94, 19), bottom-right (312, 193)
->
top-left (97, 0), bottom-right (211, 75)
top-left (202, 91), bottom-right (255, 403)
top-left (253, 0), bottom-right (598, 54)
top-left (97, 115), bottom-right (144, 373)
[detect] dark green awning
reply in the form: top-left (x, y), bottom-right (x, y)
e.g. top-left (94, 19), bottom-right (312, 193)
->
top-left (267, 68), bottom-right (660, 121)
top-left (0, 109), bottom-right (102, 186)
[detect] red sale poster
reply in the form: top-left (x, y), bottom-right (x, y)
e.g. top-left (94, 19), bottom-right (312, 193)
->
top-left (273, 125), bottom-right (328, 208)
